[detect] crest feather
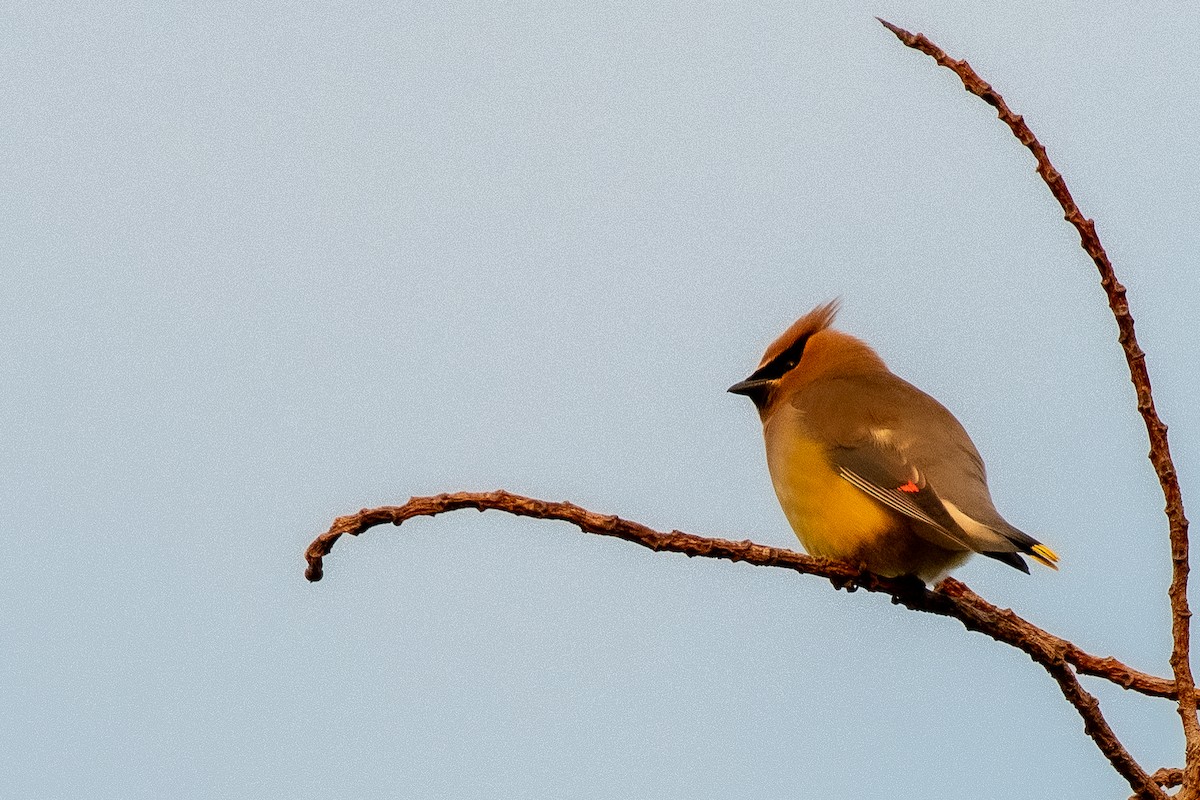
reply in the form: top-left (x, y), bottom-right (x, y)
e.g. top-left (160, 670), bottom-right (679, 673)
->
top-left (759, 300), bottom-right (840, 367)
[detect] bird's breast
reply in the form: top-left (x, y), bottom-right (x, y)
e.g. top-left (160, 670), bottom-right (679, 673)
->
top-left (763, 419), bottom-right (896, 561)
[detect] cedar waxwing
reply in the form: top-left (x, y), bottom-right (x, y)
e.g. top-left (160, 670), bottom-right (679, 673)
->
top-left (729, 301), bottom-right (1058, 583)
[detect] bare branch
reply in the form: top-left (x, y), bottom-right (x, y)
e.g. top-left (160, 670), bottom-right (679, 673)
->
top-left (305, 490), bottom-right (1170, 796)
top-left (304, 491), bottom-right (1171, 701)
top-left (1038, 665), bottom-right (1166, 799)
top-left (939, 579), bottom-right (1175, 700)
top-left (1156, 768), bottom-right (1184, 789)
top-left (1131, 770), bottom-right (1186, 800)
top-left (304, 492), bottom-right (1170, 694)
top-left (876, 17), bottom-right (1196, 796)
top-left (1155, 767), bottom-right (1186, 788)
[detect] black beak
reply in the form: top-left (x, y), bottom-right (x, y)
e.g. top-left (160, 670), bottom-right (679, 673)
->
top-left (727, 377), bottom-right (773, 396)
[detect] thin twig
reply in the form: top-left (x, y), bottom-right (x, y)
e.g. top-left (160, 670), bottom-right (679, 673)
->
top-left (877, 17), bottom-right (1195, 797)
top-left (305, 490), bottom-right (1170, 797)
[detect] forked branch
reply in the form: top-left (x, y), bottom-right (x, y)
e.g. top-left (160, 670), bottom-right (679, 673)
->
top-left (305, 490), bottom-right (1169, 798)
top-left (305, 492), bottom-right (1169, 701)
top-left (878, 17), bottom-right (1195, 798)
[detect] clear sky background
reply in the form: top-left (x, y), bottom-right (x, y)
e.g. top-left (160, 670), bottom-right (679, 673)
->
top-left (5, 2), bottom-right (1198, 798)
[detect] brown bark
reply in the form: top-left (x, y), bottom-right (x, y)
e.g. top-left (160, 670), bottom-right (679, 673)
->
top-left (305, 490), bottom-right (1171, 798)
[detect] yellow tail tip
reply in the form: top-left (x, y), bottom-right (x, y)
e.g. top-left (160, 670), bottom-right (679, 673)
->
top-left (1030, 544), bottom-right (1060, 570)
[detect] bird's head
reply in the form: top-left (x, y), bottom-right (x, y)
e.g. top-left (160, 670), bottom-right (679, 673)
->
top-left (728, 300), bottom-right (886, 412)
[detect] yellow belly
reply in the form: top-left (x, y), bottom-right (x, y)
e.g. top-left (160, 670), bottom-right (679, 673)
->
top-left (766, 434), bottom-right (894, 560)
top-left (763, 423), bottom-right (968, 581)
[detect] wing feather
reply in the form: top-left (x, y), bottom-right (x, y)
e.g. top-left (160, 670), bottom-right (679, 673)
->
top-left (793, 373), bottom-right (1058, 570)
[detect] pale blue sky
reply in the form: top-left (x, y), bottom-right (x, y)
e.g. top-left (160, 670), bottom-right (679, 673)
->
top-left (4, 3), bottom-right (1198, 798)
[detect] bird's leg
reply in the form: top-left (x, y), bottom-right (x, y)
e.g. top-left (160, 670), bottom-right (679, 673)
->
top-left (889, 573), bottom-right (930, 607)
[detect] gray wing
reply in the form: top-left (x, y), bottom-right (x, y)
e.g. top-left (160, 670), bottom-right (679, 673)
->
top-left (792, 373), bottom-right (1044, 571)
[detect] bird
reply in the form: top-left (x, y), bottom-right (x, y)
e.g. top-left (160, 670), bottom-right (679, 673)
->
top-left (728, 300), bottom-right (1058, 583)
